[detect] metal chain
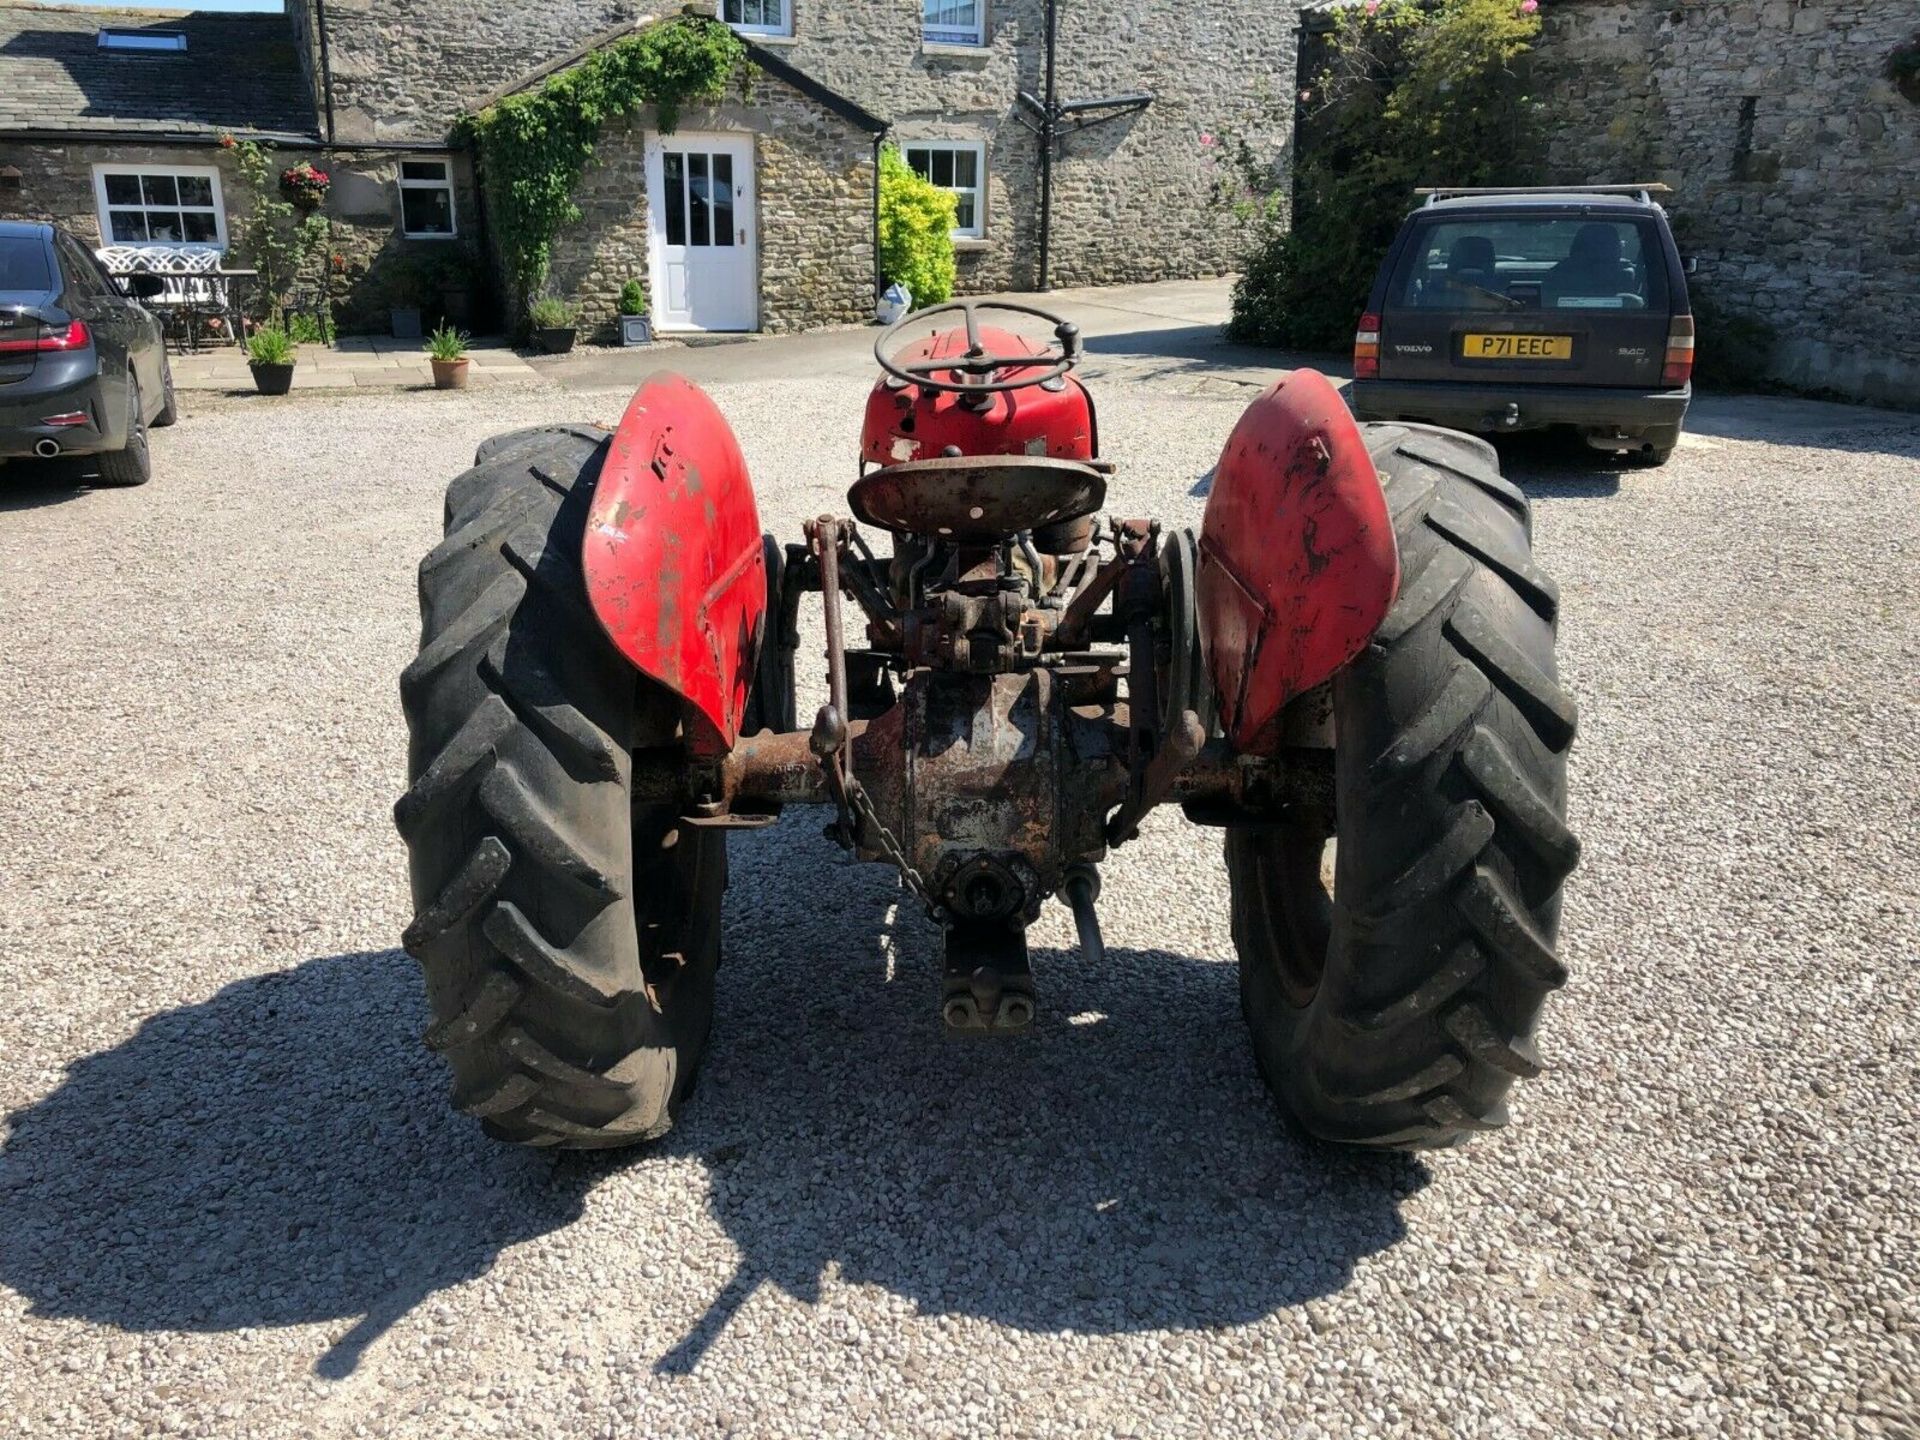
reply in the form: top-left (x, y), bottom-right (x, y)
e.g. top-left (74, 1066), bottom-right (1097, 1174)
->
top-left (848, 780), bottom-right (949, 924)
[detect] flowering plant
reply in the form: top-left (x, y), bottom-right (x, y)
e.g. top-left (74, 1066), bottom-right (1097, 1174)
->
top-left (279, 161), bottom-right (331, 210)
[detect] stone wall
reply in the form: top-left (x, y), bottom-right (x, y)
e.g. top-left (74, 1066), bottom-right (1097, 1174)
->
top-left (547, 73), bottom-right (875, 338)
top-left (322, 151), bottom-right (487, 334)
top-left (283, 0), bottom-right (638, 143)
top-left (753, 1), bottom-right (1299, 294)
top-left (0, 139), bottom-right (291, 252)
top-left (0, 138), bottom-right (486, 336)
top-left (1533, 0), bottom-right (1919, 407)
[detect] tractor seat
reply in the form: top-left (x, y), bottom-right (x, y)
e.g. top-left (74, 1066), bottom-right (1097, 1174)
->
top-left (849, 456), bottom-right (1106, 541)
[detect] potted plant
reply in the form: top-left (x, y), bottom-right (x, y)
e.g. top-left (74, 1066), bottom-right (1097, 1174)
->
top-left (426, 325), bottom-right (471, 390)
top-left (528, 296), bottom-right (580, 354)
top-left (388, 263), bottom-right (425, 340)
top-left (279, 161), bottom-right (330, 212)
top-left (617, 279), bottom-right (651, 346)
top-left (246, 322), bottom-right (296, 395)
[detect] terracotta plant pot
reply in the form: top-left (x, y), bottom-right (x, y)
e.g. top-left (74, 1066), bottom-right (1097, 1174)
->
top-left (533, 326), bottom-right (577, 355)
top-left (431, 357), bottom-right (470, 391)
top-left (249, 361), bottom-right (295, 397)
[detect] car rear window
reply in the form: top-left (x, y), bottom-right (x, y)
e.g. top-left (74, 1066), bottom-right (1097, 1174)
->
top-left (0, 235), bottom-right (54, 292)
top-left (1391, 216), bottom-right (1669, 314)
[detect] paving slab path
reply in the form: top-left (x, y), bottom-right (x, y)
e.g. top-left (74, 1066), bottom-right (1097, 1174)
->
top-left (169, 336), bottom-right (543, 392)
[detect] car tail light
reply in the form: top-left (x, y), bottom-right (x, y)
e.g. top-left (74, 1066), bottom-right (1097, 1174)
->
top-left (39, 412), bottom-right (91, 427)
top-left (0, 319), bottom-right (92, 354)
top-left (1661, 315), bottom-right (1695, 388)
top-left (1353, 312), bottom-right (1380, 380)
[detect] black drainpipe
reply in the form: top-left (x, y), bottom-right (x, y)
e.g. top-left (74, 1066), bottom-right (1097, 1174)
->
top-left (872, 131), bottom-right (886, 305)
top-left (312, 0), bottom-right (337, 145)
top-left (1036, 0), bottom-right (1059, 292)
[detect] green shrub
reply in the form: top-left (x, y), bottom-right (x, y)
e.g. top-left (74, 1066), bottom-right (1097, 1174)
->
top-left (222, 136), bottom-right (328, 324)
top-left (528, 295), bottom-right (580, 329)
top-left (246, 323), bottom-right (295, 365)
top-left (878, 145), bottom-right (956, 309)
top-left (286, 311), bottom-right (334, 346)
top-left (617, 278), bottom-right (649, 316)
top-left (1229, 0), bottom-right (1542, 349)
top-left (425, 324), bottom-right (470, 362)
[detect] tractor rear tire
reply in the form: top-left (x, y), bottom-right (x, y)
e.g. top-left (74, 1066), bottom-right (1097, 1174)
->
top-left (396, 424), bottom-right (727, 1149)
top-left (1226, 423), bottom-right (1579, 1150)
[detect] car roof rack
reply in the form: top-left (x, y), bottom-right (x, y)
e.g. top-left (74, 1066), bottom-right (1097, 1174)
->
top-left (1415, 183), bottom-right (1672, 206)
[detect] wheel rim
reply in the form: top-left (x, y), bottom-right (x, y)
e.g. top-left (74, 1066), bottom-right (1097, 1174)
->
top-left (635, 810), bottom-right (720, 1025)
top-left (1263, 826), bottom-right (1336, 1007)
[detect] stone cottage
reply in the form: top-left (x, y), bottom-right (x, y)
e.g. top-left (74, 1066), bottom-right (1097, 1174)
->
top-left (0, 3), bottom-right (490, 334)
top-left (0, 0), bottom-right (1303, 339)
top-left (283, 0), bottom-right (1303, 332)
top-left (0, 8), bottom-right (322, 268)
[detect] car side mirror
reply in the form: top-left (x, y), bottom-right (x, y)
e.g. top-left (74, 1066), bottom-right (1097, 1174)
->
top-left (125, 273), bottom-right (166, 300)
top-left (1681, 255), bottom-right (1699, 275)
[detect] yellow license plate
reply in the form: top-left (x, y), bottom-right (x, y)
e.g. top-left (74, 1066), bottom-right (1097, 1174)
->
top-left (1462, 333), bottom-right (1573, 361)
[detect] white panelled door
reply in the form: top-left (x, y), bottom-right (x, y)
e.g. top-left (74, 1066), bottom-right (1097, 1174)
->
top-left (646, 134), bottom-right (757, 332)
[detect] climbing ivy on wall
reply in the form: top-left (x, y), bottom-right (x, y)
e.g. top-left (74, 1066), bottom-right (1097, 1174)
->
top-left (1228, 0), bottom-right (1543, 349)
top-left (463, 15), bottom-right (746, 304)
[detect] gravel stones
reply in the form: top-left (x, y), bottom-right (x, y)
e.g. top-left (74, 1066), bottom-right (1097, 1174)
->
top-left (0, 381), bottom-right (1915, 1437)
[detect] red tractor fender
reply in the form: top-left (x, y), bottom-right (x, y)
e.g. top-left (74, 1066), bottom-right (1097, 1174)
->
top-left (582, 374), bottom-right (767, 758)
top-left (1197, 368), bottom-right (1401, 755)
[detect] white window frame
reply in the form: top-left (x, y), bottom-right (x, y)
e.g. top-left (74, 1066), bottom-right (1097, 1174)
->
top-left (398, 156), bottom-right (458, 240)
top-left (923, 0), bottom-right (986, 47)
top-left (903, 140), bottom-right (987, 240)
top-left (91, 163), bottom-right (226, 250)
top-left (719, 0), bottom-right (792, 37)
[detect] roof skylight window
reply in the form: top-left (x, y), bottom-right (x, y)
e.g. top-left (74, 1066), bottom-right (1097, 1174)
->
top-left (98, 30), bottom-right (189, 53)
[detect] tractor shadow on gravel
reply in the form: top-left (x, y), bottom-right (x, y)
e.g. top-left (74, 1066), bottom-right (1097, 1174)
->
top-left (0, 950), bottom-right (592, 1380)
top-left (0, 861), bottom-right (1429, 1382)
top-left (608, 831), bottom-right (1429, 1374)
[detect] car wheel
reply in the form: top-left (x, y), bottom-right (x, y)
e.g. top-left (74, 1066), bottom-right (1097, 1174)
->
top-left (152, 356), bottom-right (179, 428)
top-left (93, 379), bottom-right (153, 488)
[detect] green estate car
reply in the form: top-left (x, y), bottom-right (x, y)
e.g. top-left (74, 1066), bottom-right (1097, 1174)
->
top-left (1350, 185), bottom-right (1694, 466)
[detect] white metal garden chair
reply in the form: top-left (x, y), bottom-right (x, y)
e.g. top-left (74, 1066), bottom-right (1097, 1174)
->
top-left (95, 245), bottom-right (248, 351)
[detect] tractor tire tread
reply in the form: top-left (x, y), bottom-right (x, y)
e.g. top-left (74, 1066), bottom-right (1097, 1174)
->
top-left (1229, 422), bottom-right (1577, 1150)
top-left (399, 425), bottom-right (723, 1151)
top-left (1395, 429), bottom-right (1529, 529)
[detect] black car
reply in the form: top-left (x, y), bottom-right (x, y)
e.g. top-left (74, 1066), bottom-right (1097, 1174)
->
top-left (1349, 186), bottom-right (1693, 466)
top-left (1, 220), bottom-right (175, 486)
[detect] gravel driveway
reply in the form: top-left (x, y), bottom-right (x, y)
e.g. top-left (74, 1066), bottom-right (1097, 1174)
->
top-left (1, 373), bottom-right (1915, 1439)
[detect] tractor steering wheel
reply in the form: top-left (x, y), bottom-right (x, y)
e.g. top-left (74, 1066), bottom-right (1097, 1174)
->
top-left (875, 300), bottom-right (1083, 395)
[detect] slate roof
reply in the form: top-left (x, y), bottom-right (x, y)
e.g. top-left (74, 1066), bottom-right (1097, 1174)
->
top-left (0, 4), bottom-right (318, 139)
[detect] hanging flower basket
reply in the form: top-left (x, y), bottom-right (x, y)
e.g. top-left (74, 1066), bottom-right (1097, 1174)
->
top-left (1885, 35), bottom-right (1920, 103)
top-left (280, 161), bottom-right (331, 211)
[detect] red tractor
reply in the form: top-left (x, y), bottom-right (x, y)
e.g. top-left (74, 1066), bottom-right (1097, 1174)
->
top-left (397, 301), bottom-right (1578, 1152)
